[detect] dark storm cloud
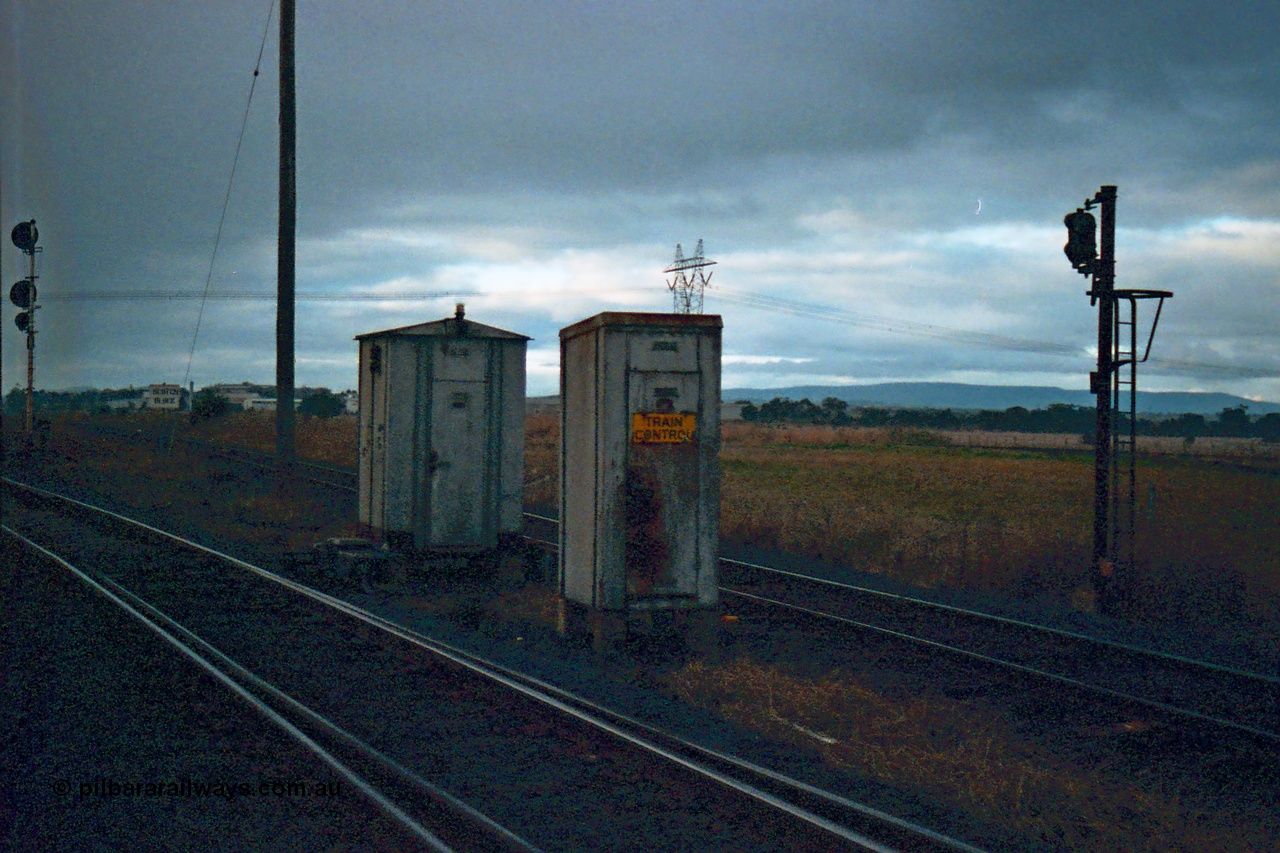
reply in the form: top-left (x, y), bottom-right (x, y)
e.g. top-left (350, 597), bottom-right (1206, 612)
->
top-left (12, 1), bottom-right (1278, 234)
top-left (292, 1), bottom-right (1280, 196)
top-left (3, 1), bottom-right (1278, 397)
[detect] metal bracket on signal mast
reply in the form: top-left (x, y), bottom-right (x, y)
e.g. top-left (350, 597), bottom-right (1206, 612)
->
top-left (1112, 289), bottom-right (1173, 365)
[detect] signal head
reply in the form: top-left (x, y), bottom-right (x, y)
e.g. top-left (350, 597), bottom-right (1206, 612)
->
top-left (10, 279), bottom-right (36, 309)
top-left (1063, 209), bottom-right (1097, 276)
top-left (10, 220), bottom-right (38, 254)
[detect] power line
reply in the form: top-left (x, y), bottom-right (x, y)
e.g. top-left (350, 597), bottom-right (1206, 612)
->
top-left (181, 0), bottom-right (276, 398)
top-left (42, 290), bottom-right (481, 301)
top-left (35, 284), bottom-right (1280, 380)
top-left (39, 288), bottom-right (653, 301)
top-left (1144, 357), bottom-right (1280, 379)
top-left (714, 287), bottom-right (1082, 356)
top-left (711, 287), bottom-right (1280, 378)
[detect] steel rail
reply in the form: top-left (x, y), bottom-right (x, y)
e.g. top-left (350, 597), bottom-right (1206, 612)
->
top-left (2, 525), bottom-right (458, 853)
top-left (525, 510), bottom-right (1279, 688)
top-left (518, 519), bottom-right (1280, 743)
top-left (723, 588), bottom-right (1280, 743)
top-left (3, 478), bottom-right (971, 853)
top-left (717, 554), bottom-right (1280, 687)
top-left (383, 621), bottom-right (988, 853)
top-left (15, 529), bottom-right (540, 852)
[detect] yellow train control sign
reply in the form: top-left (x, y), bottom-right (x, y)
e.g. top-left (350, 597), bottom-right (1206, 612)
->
top-left (632, 412), bottom-right (696, 443)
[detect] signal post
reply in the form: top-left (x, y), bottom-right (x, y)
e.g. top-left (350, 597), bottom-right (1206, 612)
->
top-left (1065, 187), bottom-right (1116, 609)
top-left (1064, 187), bottom-right (1170, 614)
top-left (9, 220), bottom-right (40, 439)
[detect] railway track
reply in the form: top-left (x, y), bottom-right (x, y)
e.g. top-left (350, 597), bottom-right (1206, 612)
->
top-left (56, 426), bottom-right (1280, 743)
top-left (5, 525), bottom-right (526, 853)
top-left (4, 478), bottom-right (986, 853)
top-left (523, 510), bottom-right (1280, 746)
top-left (718, 556), bottom-right (1280, 743)
top-left (2, 535), bottom-right (452, 852)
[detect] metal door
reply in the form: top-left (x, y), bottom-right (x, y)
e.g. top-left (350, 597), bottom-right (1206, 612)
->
top-left (360, 341), bottom-right (388, 530)
top-left (427, 378), bottom-right (490, 547)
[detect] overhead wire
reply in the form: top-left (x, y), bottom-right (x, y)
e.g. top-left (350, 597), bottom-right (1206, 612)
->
top-left (712, 287), bottom-right (1082, 356)
top-left (179, 0), bottom-right (276, 409)
top-left (45, 290), bottom-right (485, 301)
top-left (709, 287), bottom-right (1280, 378)
top-left (40, 287), bottom-right (653, 301)
top-left (47, 282), bottom-right (1277, 380)
top-left (1142, 357), bottom-right (1279, 379)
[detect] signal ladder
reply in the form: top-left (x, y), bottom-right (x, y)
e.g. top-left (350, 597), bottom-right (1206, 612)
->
top-left (1109, 289), bottom-right (1171, 573)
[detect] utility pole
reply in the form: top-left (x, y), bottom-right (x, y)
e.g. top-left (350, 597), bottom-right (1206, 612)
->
top-left (276, 0), bottom-right (296, 473)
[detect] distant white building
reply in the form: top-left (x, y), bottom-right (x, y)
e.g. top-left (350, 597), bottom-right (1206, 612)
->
top-left (243, 398), bottom-right (301, 412)
top-left (206, 383), bottom-right (261, 408)
top-left (342, 390), bottom-right (358, 414)
top-left (143, 383), bottom-right (186, 410)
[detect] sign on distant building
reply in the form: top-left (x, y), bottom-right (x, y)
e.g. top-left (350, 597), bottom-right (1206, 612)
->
top-left (143, 383), bottom-right (185, 410)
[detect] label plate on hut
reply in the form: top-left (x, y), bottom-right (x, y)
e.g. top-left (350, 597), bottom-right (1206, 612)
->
top-left (632, 412), bottom-right (696, 444)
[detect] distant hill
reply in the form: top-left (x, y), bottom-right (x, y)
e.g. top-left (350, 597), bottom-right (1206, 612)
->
top-left (721, 382), bottom-right (1280, 417)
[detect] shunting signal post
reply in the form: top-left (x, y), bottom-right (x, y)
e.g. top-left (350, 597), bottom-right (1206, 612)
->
top-left (9, 220), bottom-right (41, 439)
top-left (1064, 186), bottom-right (1171, 614)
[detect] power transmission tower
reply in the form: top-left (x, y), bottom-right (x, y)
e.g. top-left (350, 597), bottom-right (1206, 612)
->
top-left (664, 240), bottom-right (716, 314)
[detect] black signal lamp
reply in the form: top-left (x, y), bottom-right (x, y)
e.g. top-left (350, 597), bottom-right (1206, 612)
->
top-left (11, 220), bottom-right (38, 254)
top-left (1064, 209), bottom-right (1097, 276)
top-left (10, 278), bottom-right (35, 309)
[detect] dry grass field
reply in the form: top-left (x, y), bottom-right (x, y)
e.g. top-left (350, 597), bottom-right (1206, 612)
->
top-left (526, 415), bottom-right (1280, 648)
top-left (665, 658), bottom-right (1257, 853)
top-left (185, 409), bottom-right (359, 468)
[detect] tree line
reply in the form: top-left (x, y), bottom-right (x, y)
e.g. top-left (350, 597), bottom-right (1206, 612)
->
top-left (738, 397), bottom-right (1280, 441)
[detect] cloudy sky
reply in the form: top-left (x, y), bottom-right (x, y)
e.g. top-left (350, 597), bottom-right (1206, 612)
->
top-left (3, 1), bottom-right (1278, 400)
